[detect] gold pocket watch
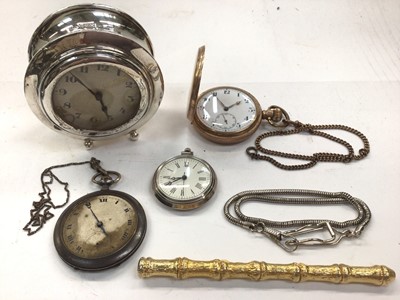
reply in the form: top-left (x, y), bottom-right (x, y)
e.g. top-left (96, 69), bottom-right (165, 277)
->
top-left (24, 4), bottom-right (164, 148)
top-left (153, 148), bottom-right (217, 210)
top-left (187, 46), bottom-right (288, 144)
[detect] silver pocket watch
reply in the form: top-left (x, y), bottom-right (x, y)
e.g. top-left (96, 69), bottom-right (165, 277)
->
top-left (153, 148), bottom-right (217, 211)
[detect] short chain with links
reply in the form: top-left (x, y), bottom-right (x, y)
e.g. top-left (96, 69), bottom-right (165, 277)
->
top-left (23, 157), bottom-right (120, 236)
top-left (224, 189), bottom-right (371, 252)
top-left (247, 107), bottom-right (370, 170)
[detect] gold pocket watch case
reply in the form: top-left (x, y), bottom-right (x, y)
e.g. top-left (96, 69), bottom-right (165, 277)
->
top-left (24, 4), bottom-right (164, 148)
top-left (187, 46), bottom-right (288, 144)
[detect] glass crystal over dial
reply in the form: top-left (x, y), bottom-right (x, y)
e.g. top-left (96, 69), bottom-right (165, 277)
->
top-left (52, 63), bottom-right (144, 131)
top-left (54, 189), bottom-right (147, 271)
top-left (196, 87), bottom-right (258, 133)
top-left (153, 148), bottom-right (217, 210)
top-left (60, 194), bottom-right (138, 259)
top-left (156, 156), bottom-right (212, 201)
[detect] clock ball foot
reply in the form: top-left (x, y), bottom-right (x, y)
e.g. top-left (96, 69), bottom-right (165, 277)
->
top-left (129, 130), bottom-right (139, 141)
top-left (84, 138), bottom-right (94, 150)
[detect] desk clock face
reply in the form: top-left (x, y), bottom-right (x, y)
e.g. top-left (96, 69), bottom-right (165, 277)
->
top-left (52, 63), bottom-right (144, 131)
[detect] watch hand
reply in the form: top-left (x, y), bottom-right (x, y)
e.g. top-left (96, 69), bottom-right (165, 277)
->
top-left (72, 73), bottom-right (111, 119)
top-left (226, 100), bottom-right (241, 110)
top-left (182, 172), bottom-right (187, 184)
top-left (85, 202), bottom-right (107, 235)
top-left (165, 176), bottom-right (183, 185)
top-left (165, 173), bottom-right (188, 186)
top-left (213, 96), bottom-right (228, 110)
top-left (222, 113), bottom-right (228, 124)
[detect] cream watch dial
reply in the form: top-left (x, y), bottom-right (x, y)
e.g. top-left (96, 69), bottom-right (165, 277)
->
top-left (153, 149), bottom-right (217, 210)
top-left (60, 194), bottom-right (138, 259)
top-left (53, 190), bottom-right (146, 271)
top-left (196, 87), bottom-right (258, 132)
top-left (52, 64), bottom-right (143, 131)
top-left (157, 157), bottom-right (212, 201)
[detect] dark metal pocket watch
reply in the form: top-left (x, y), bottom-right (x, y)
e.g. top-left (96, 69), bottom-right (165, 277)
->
top-left (187, 46), bottom-right (288, 144)
top-left (24, 4), bottom-right (164, 148)
top-left (52, 163), bottom-right (146, 271)
top-left (54, 189), bottom-right (146, 271)
top-left (153, 148), bottom-right (217, 210)
top-left (23, 158), bottom-right (147, 271)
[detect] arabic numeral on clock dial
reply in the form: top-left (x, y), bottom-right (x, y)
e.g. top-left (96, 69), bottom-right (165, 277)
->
top-left (55, 88), bottom-right (67, 96)
top-left (65, 75), bottom-right (77, 83)
top-left (97, 65), bottom-right (109, 72)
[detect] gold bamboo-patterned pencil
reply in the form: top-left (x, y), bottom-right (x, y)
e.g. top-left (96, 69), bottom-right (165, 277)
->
top-left (138, 257), bottom-right (395, 286)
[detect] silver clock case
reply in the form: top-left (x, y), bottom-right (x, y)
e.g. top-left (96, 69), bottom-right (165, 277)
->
top-left (153, 149), bottom-right (217, 211)
top-left (24, 4), bottom-right (164, 141)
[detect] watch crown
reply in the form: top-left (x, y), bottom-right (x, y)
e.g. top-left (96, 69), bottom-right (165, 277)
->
top-left (181, 148), bottom-right (194, 155)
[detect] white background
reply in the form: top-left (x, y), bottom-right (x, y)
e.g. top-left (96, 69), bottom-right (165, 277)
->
top-left (1, 0), bottom-right (399, 299)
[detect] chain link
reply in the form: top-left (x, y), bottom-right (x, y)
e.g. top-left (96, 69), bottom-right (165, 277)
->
top-left (246, 119), bottom-right (370, 170)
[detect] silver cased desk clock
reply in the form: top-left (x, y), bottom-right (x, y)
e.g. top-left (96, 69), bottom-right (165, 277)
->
top-left (24, 4), bottom-right (164, 148)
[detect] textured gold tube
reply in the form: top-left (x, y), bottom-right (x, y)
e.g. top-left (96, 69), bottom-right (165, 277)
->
top-left (137, 257), bottom-right (395, 286)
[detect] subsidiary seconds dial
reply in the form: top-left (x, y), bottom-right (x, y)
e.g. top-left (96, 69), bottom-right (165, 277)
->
top-left (153, 148), bottom-right (217, 210)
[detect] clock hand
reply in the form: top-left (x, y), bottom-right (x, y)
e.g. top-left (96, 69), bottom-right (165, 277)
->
top-left (93, 90), bottom-right (113, 120)
top-left (85, 202), bottom-right (107, 235)
top-left (72, 73), bottom-right (112, 119)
